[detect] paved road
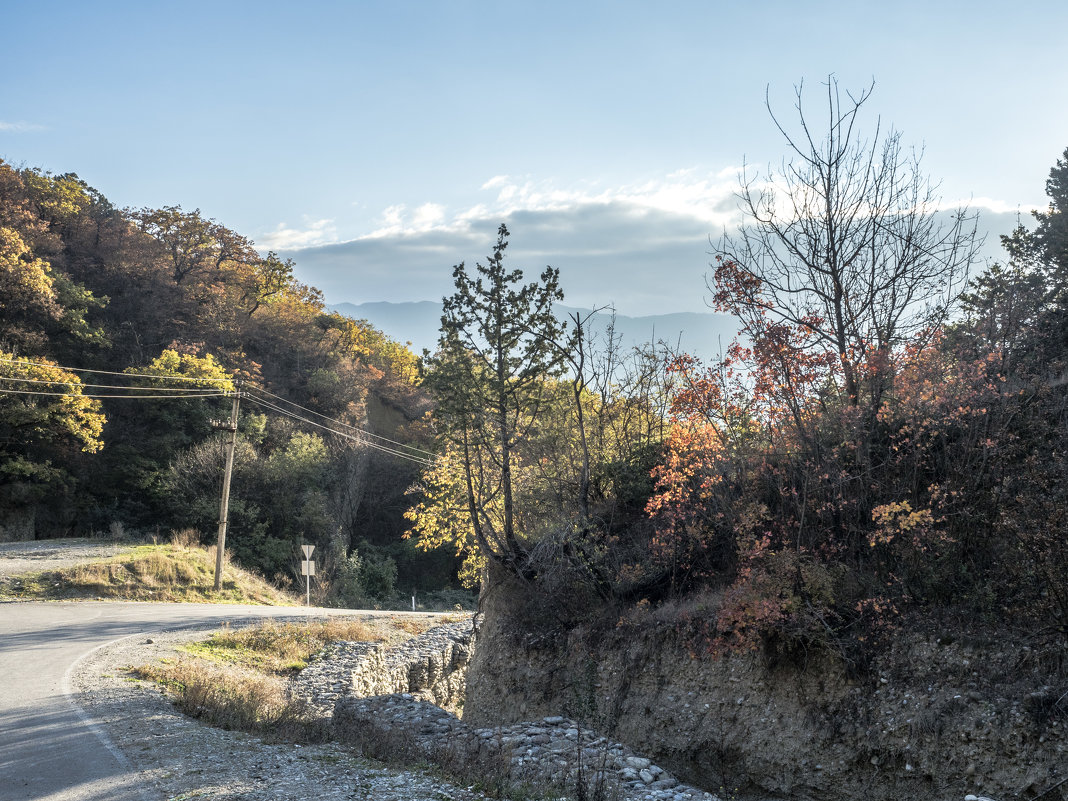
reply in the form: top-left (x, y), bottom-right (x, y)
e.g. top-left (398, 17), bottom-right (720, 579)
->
top-left (0, 601), bottom-right (394, 801)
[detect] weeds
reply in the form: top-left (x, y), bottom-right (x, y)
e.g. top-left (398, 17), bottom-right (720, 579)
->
top-left (133, 658), bottom-right (327, 742)
top-left (1025, 686), bottom-right (1068, 730)
top-left (133, 616), bottom-right (432, 737)
top-left (134, 614), bottom-right (594, 800)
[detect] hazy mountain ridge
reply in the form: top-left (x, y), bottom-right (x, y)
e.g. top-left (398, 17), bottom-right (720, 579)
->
top-left (328, 300), bottom-right (739, 363)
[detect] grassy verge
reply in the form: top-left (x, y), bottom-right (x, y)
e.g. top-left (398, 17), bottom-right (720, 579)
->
top-left (131, 616), bottom-right (434, 741)
top-left (135, 656), bottom-right (321, 740)
top-left (1, 543), bottom-right (296, 604)
top-left (178, 616), bottom-right (428, 673)
top-left (132, 614), bottom-right (579, 800)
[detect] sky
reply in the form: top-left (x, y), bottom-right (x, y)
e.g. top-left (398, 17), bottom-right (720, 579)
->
top-left (3, 0), bottom-right (1066, 316)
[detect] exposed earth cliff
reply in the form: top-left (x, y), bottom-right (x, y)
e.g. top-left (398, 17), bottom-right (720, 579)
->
top-left (464, 570), bottom-right (1067, 801)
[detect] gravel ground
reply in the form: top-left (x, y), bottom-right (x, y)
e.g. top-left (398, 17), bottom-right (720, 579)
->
top-left (0, 538), bottom-right (137, 578)
top-left (70, 624), bottom-right (519, 801)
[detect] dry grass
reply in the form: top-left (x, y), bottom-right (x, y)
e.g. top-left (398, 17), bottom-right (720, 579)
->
top-left (5, 543), bottom-right (296, 605)
top-left (133, 657), bottom-right (326, 741)
top-left (134, 613), bottom-right (576, 798)
top-left (133, 614), bottom-right (437, 742)
top-left (389, 615), bottom-right (436, 636)
top-left (181, 617), bottom-right (404, 674)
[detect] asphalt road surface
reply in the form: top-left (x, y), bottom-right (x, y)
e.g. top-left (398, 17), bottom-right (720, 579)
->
top-left (0, 601), bottom-right (380, 801)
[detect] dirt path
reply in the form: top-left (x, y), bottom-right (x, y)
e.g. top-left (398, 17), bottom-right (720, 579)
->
top-left (0, 538), bottom-right (137, 577)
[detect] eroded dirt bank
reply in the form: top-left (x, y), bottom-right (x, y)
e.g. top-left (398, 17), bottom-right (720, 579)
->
top-left (464, 569), bottom-right (1067, 801)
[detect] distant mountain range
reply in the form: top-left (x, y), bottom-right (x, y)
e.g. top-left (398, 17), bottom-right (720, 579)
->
top-left (328, 300), bottom-right (739, 363)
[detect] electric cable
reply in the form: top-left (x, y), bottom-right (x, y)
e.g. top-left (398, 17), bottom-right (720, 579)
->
top-left (242, 393), bottom-right (432, 466)
top-left (0, 357), bottom-right (433, 464)
top-left (0, 356), bottom-right (232, 383)
top-left (243, 393), bottom-right (431, 465)
top-left (0, 387), bottom-right (231, 400)
top-left (243, 384), bottom-right (436, 458)
top-left (0, 375), bottom-right (226, 393)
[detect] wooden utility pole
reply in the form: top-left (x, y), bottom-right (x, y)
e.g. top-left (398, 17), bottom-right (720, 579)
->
top-left (213, 384), bottom-right (241, 591)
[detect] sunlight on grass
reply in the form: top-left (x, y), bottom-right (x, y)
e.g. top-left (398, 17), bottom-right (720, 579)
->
top-left (179, 618), bottom-right (400, 674)
top-left (133, 657), bottom-right (323, 739)
top-left (2, 543), bottom-right (297, 605)
top-left (132, 615), bottom-right (440, 740)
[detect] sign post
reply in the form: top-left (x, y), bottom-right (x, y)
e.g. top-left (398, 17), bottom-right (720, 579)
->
top-left (300, 544), bottom-right (315, 607)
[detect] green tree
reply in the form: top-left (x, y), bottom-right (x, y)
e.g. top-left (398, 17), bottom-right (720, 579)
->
top-left (86, 348), bottom-right (235, 527)
top-left (425, 224), bottom-right (567, 571)
top-left (960, 147), bottom-right (1068, 369)
top-left (0, 353), bottom-right (105, 540)
top-left (133, 206), bottom-right (256, 285)
top-left (1034, 147), bottom-right (1068, 272)
top-left (238, 251), bottom-right (295, 318)
top-left (0, 227), bottom-right (61, 351)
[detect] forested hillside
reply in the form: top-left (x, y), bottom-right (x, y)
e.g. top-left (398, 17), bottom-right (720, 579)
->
top-left (3, 89), bottom-right (1067, 646)
top-left (407, 85), bottom-right (1068, 654)
top-left (0, 159), bottom-right (456, 604)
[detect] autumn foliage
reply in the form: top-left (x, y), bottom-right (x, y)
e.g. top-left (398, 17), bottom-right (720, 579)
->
top-left (405, 130), bottom-right (1068, 658)
top-left (636, 139), bottom-right (1068, 655)
top-left (0, 159), bottom-right (447, 597)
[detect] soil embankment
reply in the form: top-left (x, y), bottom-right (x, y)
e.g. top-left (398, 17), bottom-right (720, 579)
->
top-left (464, 569), bottom-right (1067, 801)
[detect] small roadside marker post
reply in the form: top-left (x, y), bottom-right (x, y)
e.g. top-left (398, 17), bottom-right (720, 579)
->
top-left (300, 544), bottom-right (315, 607)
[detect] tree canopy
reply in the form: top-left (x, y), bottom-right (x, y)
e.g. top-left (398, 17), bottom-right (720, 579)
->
top-left (0, 158), bottom-right (444, 603)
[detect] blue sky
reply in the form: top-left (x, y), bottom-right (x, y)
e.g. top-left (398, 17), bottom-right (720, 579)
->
top-left (3, 1), bottom-right (1066, 315)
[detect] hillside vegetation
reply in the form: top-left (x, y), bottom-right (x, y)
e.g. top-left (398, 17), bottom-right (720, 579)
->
top-left (0, 160), bottom-right (460, 603)
top-left (406, 83), bottom-right (1068, 662)
top-left (3, 79), bottom-right (1067, 660)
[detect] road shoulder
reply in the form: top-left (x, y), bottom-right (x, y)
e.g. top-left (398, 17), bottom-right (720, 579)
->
top-left (69, 623), bottom-right (496, 800)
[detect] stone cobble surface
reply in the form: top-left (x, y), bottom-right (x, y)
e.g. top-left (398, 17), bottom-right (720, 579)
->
top-left (76, 616), bottom-right (729, 800)
top-left (334, 694), bottom-right (723, 801)
top-left (301, 619), bottom-right (722, 801)
top-left (290, 618), bottom-right (474, 716)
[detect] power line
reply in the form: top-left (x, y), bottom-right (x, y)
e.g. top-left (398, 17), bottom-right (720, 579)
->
top-left (244, 385), bottom-right (436, 458)
top-left (0, 356), bottom-right (434, 465)
top-left (0, 387), bottom-right (232, 400)
top-left (0, 375), bottom-right (226, 393)
top-left (0, 356), bottom-right (232, 384)
top-left (243, 393), bottom-right (432, 466)
top-left (243, 394), bottom-right (432, 465)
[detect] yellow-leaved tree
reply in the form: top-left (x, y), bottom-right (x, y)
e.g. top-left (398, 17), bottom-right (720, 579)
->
top-left (0, 353), bottom-right (105, 540)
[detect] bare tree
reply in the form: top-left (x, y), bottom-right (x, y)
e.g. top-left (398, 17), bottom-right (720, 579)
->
top-left (713, 78), bottom-right (982, 410)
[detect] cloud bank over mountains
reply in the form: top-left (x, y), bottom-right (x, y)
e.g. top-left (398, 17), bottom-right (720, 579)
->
top-left (272, 171), bottom-right (1025, 317)
top-left (270, 170), bottom-right (743, 316)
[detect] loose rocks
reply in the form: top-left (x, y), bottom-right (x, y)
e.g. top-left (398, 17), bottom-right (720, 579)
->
top-left (334, 694), bottom-right (721, 801)
top-left (290, 618), bottom-right (474, 717)
top-left (293, 618), bottom-right (724, 800)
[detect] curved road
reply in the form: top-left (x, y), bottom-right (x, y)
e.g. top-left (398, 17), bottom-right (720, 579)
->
top-left (0, 600), bottom-right (397, 801)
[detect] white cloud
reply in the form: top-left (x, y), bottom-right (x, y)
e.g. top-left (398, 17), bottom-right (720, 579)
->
top-left (277, 169), bottom-right (1025, 314)
top-left (480, 175), bottom-right (510, 190)
top-left (412, 202), bottom-right (446, 228)
top-left (942, 196), bottom-right (1042, 216)
top-left (0, 120), bottom-right (46, 133)
top-left (257, 217), bottom-right (337, 251)
top-left (364, 202), bottom-right (451, 239)
top-left (352, 168), bottom-right (746, 246)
